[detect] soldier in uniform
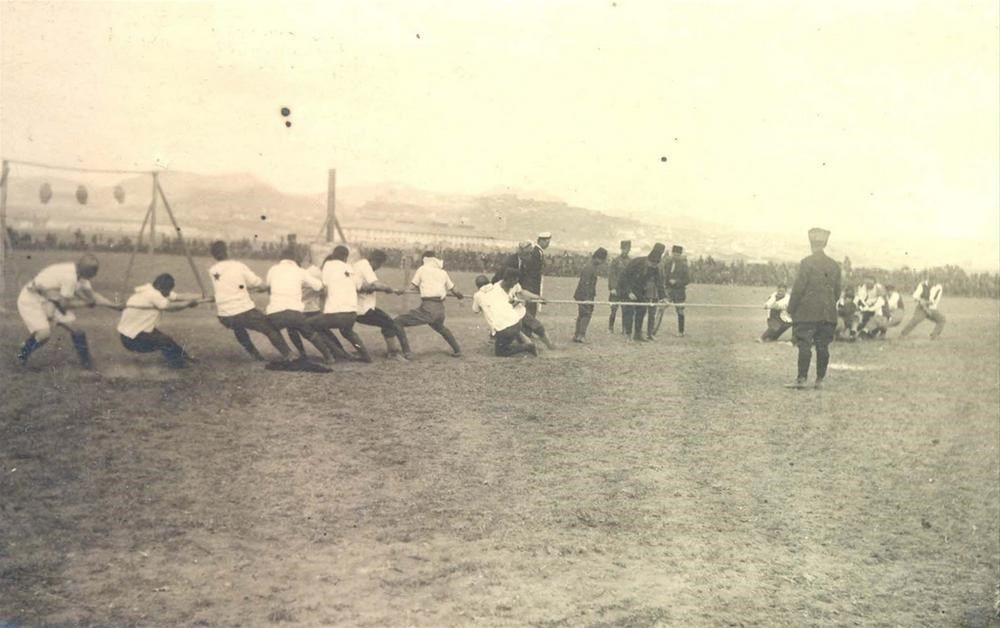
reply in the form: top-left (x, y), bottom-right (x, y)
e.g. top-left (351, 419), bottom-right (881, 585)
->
top-left (617, 243), bottom-right (666, 342)
top-left (662, 245), bottom-right (690, 337)
top-left (786, 228), bottom-right (841, 389)
top-left (607, 240), bottom-right (631, 333)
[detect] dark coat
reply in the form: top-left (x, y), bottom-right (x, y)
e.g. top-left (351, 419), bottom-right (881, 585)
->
top-left (492, 247), bottom-right (544, 294)
top-left (787, 251), bottom-right (841, 323)
top-left (662, 255), bottom-right (690, 290)
top-left (618, 258), bottom-right (664, 300)
top-left (574, 263), bottom-right (599, 301)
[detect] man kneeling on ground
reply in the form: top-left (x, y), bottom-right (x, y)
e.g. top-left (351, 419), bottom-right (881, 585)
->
top-left (472, 271), bottom-right (538, 357)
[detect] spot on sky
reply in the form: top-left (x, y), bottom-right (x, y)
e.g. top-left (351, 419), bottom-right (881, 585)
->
top-left (260, 215), bottom-right (267, 221)
top-left (285, 121), bottom-right (292, 128)
top-left (280, 107), bottom-right (290, 117)
top-left (660, 156), bottom-right (667, 162)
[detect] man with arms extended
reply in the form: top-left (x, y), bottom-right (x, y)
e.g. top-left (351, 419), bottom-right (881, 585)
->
top-left (312, 245), bottom-right (373, 362)
top-left (208, 240), bottom-right (293, 362)
top-left (900, 275), bottom-right (946, 339)
top-left (786, 228), bottom-right (841, 389)
top-left (354, 249), bottom-right (414, 360)
top-left (395, 250), bottom-right (465, 357)
top-left (472, 270), bottom-right (538, 357)
top-left (607, 240), bottom-right (630, 333)
top-left (117, 273), bottom-right (200, 368)
top-left (16, 253), bottom-right (120, 369)
top-left (265, 247), bottom-right (338, 363)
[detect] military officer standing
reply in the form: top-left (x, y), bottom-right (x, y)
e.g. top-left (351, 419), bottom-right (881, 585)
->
top-left (786, 228), bottom-right (841, 389)
top-left (607, 240), bottom-right (631, 333)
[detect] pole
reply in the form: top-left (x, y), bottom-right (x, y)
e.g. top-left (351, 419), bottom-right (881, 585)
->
top-left (148, 173), bottom-right (157, 259)
top-left (121, 203), bottom-right (153, 296)
top-left (0, 160), bottom-right (9, 300)
top-left (326, 169), bottom-right (336, 242)
top-left (156, 178), bottom-right (207, 297)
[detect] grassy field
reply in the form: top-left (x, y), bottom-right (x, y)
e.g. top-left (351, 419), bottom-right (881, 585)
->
top-left (1, 250), bottom-right (998, 626)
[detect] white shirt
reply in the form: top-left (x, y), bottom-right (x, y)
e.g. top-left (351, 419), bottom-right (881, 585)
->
top-left (886, 291), bottom-right (904, 311)
top-left (301, 265), bottom-right (324, 313)
top-left (472, 282), bottom-right (524, 333)
top-left (28, 262), bottom-right (91, 300)
top-left (266, 260), bottom-right (323, 314)
top-left (764, 291), bottom-right (792, 323)
top-left (321, 259), bottom-right (358, 314)
top-left (912, 282), bottom-right (943, 310)
top-left (117, 284), bottom-right (173, 339)
top-left (410, 257), bottom-right (454, 299)
top-left (209, 259), bottom-right (263, 317)
top-left (855, 283), bottom-right (884, 312)
top-left (353, 258), bottom-right (380, 315)
top-left (508, 282), bottom-right (527, 317)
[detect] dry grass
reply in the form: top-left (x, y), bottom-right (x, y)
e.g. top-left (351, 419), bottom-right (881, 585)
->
top-left (1, 250), bottom-right (998, 626)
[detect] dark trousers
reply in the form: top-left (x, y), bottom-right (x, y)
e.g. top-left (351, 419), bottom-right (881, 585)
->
top-left (575, 303), bottom-right (594, 339)
top-left (358, 307), bottom-right (412, 353)
top-left (120, 330), bottom-right (186, 368)
top-left (218, 308), bottom-right (291, 360)
top-left (900, 306), bottom-right (946, 338)
top-left (793, 322), bottom-right (835, 381)
top-left (268, 309), bottom-right (334, 361)
top-left (761, 318), bottom-right (792, 342)
top-left (622, 297), bottom-right (648, 339)
top-left (395, 299), bottom-right (461, 354)
top-left (608, 292), bottom-right (619, 331)
top-left (310, 311), bottom-right (371, 361)
top-left (495, 322), bottom-right (534, 357)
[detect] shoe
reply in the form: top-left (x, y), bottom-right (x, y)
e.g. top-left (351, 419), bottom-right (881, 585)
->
top-left (814, 378), bottom-right (824, 390)
top-left (571, 337), bottom-right (583, 343)
top-left (528, 344), bottom-right (539, 356)
top-left (784, 378), bottom-right (808, 389)
top-left (449, 352), bottom-right (463, 358)
top-left (675, 332), bottom-right (686, 338)
top-left (646, 335), bottom-right (656, 341)
top-left (402, 352), bottom-right (417, 360)
top-left (389, 352), bottom-right (409, 362)
top-left (633, 336), bottom-right (648, 343)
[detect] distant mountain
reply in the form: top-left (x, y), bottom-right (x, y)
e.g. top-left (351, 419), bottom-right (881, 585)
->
top-left (4, 171), bottom-right (996, 271)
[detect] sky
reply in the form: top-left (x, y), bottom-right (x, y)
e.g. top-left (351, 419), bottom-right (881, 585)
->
top-left (1, 0), bottom-right (998, 261)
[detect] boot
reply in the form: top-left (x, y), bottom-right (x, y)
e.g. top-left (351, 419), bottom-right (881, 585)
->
top-left (71, 332), bottom-right (94, 369)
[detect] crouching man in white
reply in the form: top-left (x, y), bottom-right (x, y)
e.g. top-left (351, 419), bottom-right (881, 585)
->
top-left (16, 254), bottom-right (120, 369)
top-left (118, 273), bottom-right (201, 368)
top-left (472, 270), bottom-right (537, 357)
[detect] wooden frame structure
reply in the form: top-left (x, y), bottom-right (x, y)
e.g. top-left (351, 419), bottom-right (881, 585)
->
top-left (0, 159), bottom-right (207, 302)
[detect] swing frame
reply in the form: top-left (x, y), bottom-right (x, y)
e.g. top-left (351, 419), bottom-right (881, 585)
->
top-left (0, 159), bottom-right (207, 301)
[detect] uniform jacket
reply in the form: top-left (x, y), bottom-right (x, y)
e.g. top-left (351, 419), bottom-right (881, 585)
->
top-left (607, 254), bottom-right (630, 292)
top-left (492, 248), bottom-right (544, 294)
top-left (662, 256), bottom-right (690, 290)
top-left (787, 251), bottom-right (841, 323)
top-left (618, 258), bottom-right (665, 300)
top-left (574, 264), bottom-right (599, 301)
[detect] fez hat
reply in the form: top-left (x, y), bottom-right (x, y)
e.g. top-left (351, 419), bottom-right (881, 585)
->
top-left (808, 228), bottom-right (831, 247)
top-left (537, 231), bottom-right (552, 239)
top-left (620, 239), bottom-right (631, 248)
top-left (648, 242), bottom-right (666, 262)
top-left (671, 245), bottom-right (684, 254)
top-left (518, 241), bottom-right (533, 251)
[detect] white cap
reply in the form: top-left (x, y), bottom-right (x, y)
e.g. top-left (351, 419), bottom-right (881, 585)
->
top-left (538, 231), bottom-right (552, 239)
